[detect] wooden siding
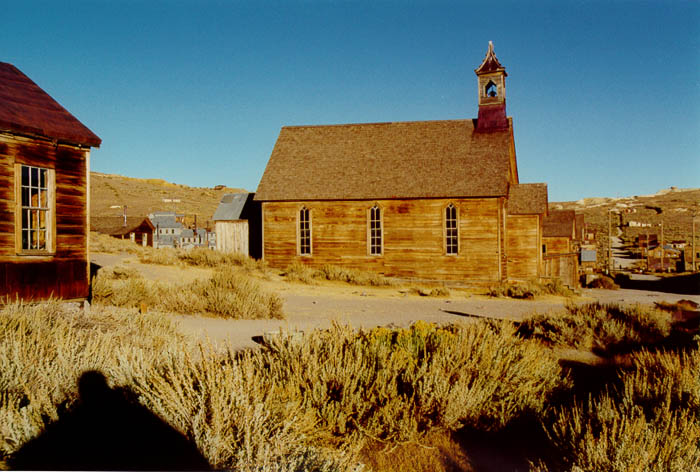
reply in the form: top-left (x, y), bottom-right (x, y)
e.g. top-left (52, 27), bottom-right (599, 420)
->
top-left (506, 214), bottom-right (541, 280)
top-left (543, 236), bottom-right (571, 255)
top-left (0, 133), bottom-right (89, 300)
top-left (262, 198), bottom-right (502, 282)
top-left (543, 254), bottom-right (578, 287)
top-left (215, 220), bottom-right (249, 255)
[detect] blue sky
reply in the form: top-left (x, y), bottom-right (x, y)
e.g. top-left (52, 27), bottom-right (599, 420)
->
top-left (3, 0), bottom-right (698, 202)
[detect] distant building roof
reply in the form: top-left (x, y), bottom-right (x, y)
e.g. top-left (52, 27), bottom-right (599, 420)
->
top-left (0, 62), bottom-right (101, 147)
top-left (91, 217), bottom-right (154, 236)
top-left (543, 209), bottom-right (576, 238)
top-left (150, 213), bottom-right (183, 229)
top-left (507, 183), bottom-right (548, 215)
top-left (213, 193), bottom-right (253, 221)
top-left (255, 119), bottom-right (514, 201)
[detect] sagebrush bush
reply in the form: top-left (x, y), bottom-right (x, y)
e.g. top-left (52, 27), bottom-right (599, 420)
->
top-left (488, 279), bottom-right (576, 299)
top-left (517, 303), bottom-right (672, 353)
top-left (283, 262), bottom-right (396, 287)
top-left (543, 347), bottom-right (700, 472)
top-left (92, 266), bottom-right (284, 319)
top-left (588, 275), bottom-right (619, 290)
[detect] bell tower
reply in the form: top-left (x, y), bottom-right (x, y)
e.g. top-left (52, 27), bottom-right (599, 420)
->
top-left (475, 41), bottom-right (508, 131)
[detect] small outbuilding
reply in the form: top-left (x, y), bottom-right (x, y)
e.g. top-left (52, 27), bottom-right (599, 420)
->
top-left (212, 193), bottom-right (261, 258)
top-left (0, 62), bottom-right (101, 301)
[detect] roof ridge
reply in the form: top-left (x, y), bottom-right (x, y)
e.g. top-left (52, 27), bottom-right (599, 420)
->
top-left (282, 118), bottom-right (477, 129)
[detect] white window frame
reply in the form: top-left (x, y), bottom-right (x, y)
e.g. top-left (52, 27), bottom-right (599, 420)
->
top-left (444, 203), bottom-right (459, 255)
top-left (16, 164), bottom-right (55, 255)
top-left (297, 206), bottom-right (312, 256)
top-left (367, 204), bottom-right (383, 256)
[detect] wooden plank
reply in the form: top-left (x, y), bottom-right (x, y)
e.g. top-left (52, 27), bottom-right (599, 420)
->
top-left (262, 198), bottom-right (501, 281)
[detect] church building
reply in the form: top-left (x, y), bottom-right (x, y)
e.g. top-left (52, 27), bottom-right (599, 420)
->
top-left (255, 42), bottom-right (548, 283)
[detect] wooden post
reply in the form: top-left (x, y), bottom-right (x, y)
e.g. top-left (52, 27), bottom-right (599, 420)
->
top-left (693, 217), bottom-right (697, 272)
top-left (660, 221), bottom-right (664, 272)
top-left (646, 228), bottom-right (650, 271)
top-left (608, 209), bottom-right (612, 274)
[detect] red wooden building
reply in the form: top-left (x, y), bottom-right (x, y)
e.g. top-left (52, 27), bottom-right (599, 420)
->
top-left (0, 63), bottom-right (101, 301)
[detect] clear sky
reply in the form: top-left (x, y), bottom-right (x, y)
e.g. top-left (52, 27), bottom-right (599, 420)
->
top-left (3, 0), bottom-right (698, 202)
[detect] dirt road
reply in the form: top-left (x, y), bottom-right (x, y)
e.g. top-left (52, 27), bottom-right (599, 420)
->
top-left (91, 253), bottom-right (699, 351)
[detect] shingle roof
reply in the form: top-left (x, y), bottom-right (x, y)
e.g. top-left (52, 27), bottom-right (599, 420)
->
top-left (255, 118), bottom-right (514, 201)
top-left (0, 62), bottom-right (101, 147)
top-left (213, 193), bottom-right (251, 221)
top-left (507, 183), bottom-right (548, 215)
top-left (543, 210), bottom-right (576, 238)
top-left (150, 213), bottom-right (183, 229)
top-left (91, 217), bottom-right (154, 236)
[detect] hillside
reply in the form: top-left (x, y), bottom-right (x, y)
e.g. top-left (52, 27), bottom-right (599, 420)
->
top-left (91, 172), bottom-right (245, 229)
top-left (552, 187), bottom-right (700, 245)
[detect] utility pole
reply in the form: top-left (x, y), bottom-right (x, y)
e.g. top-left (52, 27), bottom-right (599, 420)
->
top-left (693, 217), bottom-right (697, 272)
top-left (608, 209), bottom-right (612, 274)
top-left (660, 221), bottom-right (664, 273)
top-left (646, 227), bottom-right (650, 271)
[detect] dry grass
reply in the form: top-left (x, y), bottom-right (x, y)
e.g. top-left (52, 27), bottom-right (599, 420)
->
top-left (541, 347), bottom-right (700, 471)
top-left (517, 303), bottom-right (672, 354)
top-left (283, 262), bottom-right (397, 287)
top-left (92, 265), bottom-right (284, 319)
top-left (90, 232), bottom-right (267, 274)
top-left (488, 279), bottom-right (577, 299)
top-left (3, 300), bottom-right (697, 471)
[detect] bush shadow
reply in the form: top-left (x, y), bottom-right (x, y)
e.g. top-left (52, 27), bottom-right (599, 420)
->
top-left (9, 370), bottom-right (210, 471)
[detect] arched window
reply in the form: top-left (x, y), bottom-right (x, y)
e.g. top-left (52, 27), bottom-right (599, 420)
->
top-left (369, 205), bottom-right (382, 256)
top-left (298, 207), bottom-right (311, 255)
top-left (485, 80), bottom-right (498, 98)
top-left (445, 204), bottom-right (458, 255)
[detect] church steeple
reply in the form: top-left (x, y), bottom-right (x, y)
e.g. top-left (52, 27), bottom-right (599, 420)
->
top-left (475, 41), bottom-right (508, 131)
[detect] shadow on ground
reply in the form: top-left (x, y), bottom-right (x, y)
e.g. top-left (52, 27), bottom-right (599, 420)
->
top-left (616, 272), bottom-right (699, 295)
top-left (9, 370), bottom-right (209, 471)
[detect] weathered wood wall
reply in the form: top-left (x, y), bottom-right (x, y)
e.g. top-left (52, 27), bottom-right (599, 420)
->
top-left (543, 236), bottom-right (571, 255)
top-left (505, 214), bottom-right (541, 280)
top-left (543, 253), bottom-right (578, 287)
top-left (0, 133), bottom-right (89, 300)
top-left (216, 220), bottom-right (249, 255)
top-left (262, 198), bottom-right (503, 282)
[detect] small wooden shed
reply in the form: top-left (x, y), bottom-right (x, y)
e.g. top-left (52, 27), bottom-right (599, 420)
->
top-left (542, 209), bottom-right (578, 286)
top-left (0, 62), bottom-right (101, 301)
top-left (212, 193), bottom-right (261, 258)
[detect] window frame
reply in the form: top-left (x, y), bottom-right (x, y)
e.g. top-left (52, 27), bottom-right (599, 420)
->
top-left (367, 204), bottom-right (384, 256)
top-left (444, 203), bottom-right (459, 256)
top-left (297, 206), bottom-right (312, 256)
top-left (15, 164), bottom-right (56, 255)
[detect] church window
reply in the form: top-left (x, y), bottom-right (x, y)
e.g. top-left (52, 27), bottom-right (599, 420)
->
top-left (368, 205), bottom-right (383, 256)
top-left (298, 207), bottom-right (311, 255)
top-left (445, 204), bottom-right (458, 255)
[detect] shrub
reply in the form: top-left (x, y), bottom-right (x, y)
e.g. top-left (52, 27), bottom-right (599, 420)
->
top-left (543, 347), bottom-right (700, 471)
top-left (92, 266), bottom-right (284, 320)
top-left (588, 275), bottom-right (619, 290)
top-left (517, 303), bottom-right (672, 353)
top-left (283, 262), bottom-right (396, 287)
top-left (489, 279), bottom-right (576, 299)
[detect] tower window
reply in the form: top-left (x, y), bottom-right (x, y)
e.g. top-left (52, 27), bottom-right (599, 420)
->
top-left (485, 80), bottom-right (498, 97)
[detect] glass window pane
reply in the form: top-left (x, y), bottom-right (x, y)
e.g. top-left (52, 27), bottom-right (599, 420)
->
top-left (40, 168), bottom-right (46, 189)
top-left (30, 187), bottom-right (39, 207)
top-left (22, 166), bottom-right (29, 185)
top-left (40, 189), bottom-right (47, 208)
top-left (22, 229), bottom-right (29, 249)
top-left (31, 167), bottom-right (38, 187)
top-left (38, 230), bottom-right (46, 249)
top-left (22, 188), bottom-right (29, 207)
top-left (22, 209), bottom-right (28, 230)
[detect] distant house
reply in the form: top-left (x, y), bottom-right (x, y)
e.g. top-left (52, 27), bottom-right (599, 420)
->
top-left (91, 216), bottom-right (155, 247)
top-left (636, 234), bottom-right (658, 249)
top-left (212, 193), bottom-right (261, 258)
top-left (179, 228), bottom-right (208, 249)
top-left (149, 212), bottom-right (184, 248)
top-left (0, 62), bottom-right (101, 301)
top-left (254, 43), bottom-right (550, 283)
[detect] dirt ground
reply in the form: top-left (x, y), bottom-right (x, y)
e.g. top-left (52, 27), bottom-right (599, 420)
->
top-left (91, 253), bottom-right (700, 352)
